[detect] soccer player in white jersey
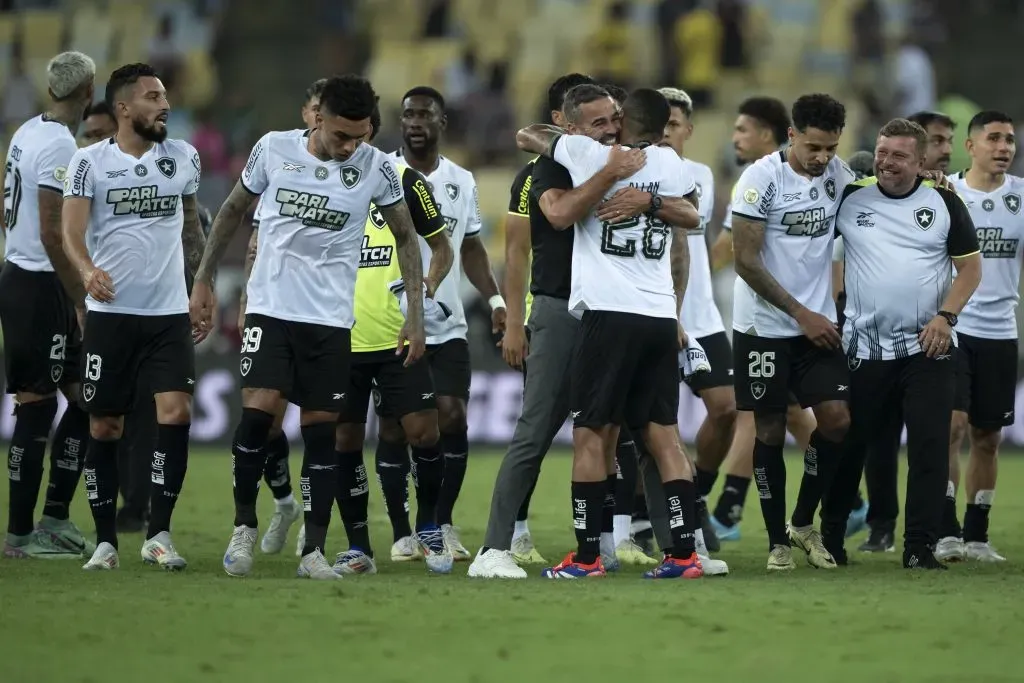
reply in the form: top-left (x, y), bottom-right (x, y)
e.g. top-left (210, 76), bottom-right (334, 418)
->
top-left (62, 63), bottom-right (207, 571)
top-left (236, 78), bottom-right (328, 557)
top-left (190, 74), bottom-right (425, 580)
top-left (822, 118), bottom-right (981, 569)
top-left (706, 97), bottom-right (818, 546)
top-left (937, 111), bottom-right (1022, 563)
top-left (656, 87), bottom-right (737, 543)
top-left (731, 94), bottom-right (857, 572)
top-left (517, 87), bottom-right (705, 579)
top-left (388, 86), bottom-right (505, 560)
top-left (0, 51), bottom-right (96, 559)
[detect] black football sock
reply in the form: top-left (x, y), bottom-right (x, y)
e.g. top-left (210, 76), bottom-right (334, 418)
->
top-left (695, 465), bottom-right (718, 501)
top-left (147, 424), bottom-right (190, 538)
top-left (83, 437), bottom-right (120, 548)
top-left (375, 439), bottom-right (412, 541)
top-left (300, 422), bottom-right (338, 556)
top-left (712, 474), bottom-right (751, 527)
top-left (263, 431), bottom-right (293, 501)
top-left (963, 491), bottom-right (994, 543)
top-left (335, 449), bottom-right (371, 555)
top-left (7, 398), bottom-right (57, 536)
top-left (411, 444), bottom-right (443, 530)
top-left (41, 402), bottom-right (88, 521)
top-left (663, 478), bottom-right (697, 558)
top-left (753, 438), bottom-right (789, 548)
top-left (231, 408), bottom-right (274, 528)
top-left (517, 478), bottom-right (537, 522)
top-left (614, 435), bottom-right (637, 518)
top-left (941, 480), bottom-right (963, 538)
top-left (571, 480), bottom-right (605, 565)
top-left (436, 430), bottom-right (469, 526)
top-left (791, 431), bottom-right (843, 528)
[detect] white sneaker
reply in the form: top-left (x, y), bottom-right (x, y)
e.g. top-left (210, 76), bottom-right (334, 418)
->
top-left (224, 525), bottom-right (257, 577)
top-left (934, 536), bottom-right (966, 562)
top-left (297, 548), bottom-right (342, 580)
top-left (390, 535), bottom-right (423, 561)
top-left (695, 529), bottom-right (729, 576)
top-left (467, 547), bottom-right (528, 579)
top-left (295, 524), bottom-right (306, 557)
top-left (510, 533), bottom-right (547, 564)
top-left (82, 542), bottom-right (119, 570)
top-left (261, 501), bottom-right (301, 554)
top-left (141, 531), bottom-right (187, 570)
top-left (333, 549), bottom-right (378, 575)
top-left (415, 526), bottom-right (454, 574)
top-left (441, 524), bottom-right (471, 561)
top-left (965, 541), bottom-right (1006, 562)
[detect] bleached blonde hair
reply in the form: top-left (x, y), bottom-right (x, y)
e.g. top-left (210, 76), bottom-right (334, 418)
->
top-left (657, 87), bottom-right (693, 116)
top-left (47, 51), bottom-right (96, 100)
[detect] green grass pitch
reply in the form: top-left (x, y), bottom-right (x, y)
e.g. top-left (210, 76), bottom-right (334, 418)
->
top-left (2, 447), bottom-right (1023, 683)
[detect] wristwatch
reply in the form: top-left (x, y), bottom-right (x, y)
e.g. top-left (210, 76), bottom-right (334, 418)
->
top-left (648, 193), bottom-right (663, 214)
top-left (937, 310), bottom-right (958, 327)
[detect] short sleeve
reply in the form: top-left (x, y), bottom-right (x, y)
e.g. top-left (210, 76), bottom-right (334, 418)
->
top-left (939, 188), bottom-right (980, 258)
top-left (552, 134), bottom-right (609, 180)
top-left (465, 179), bottom-right (482, 237)
top-left (508, 163), bottom-right (533, 217)
top-left (63, 149), bottom-right (94, 199)
top-left (730, 162), bottom-right (777, 222)
top-left (184, 145), bottom-right (201, 196)
top-left (722, 183), bottom-right (738, 231)
top-left (401, 167), bottom-right (447, 238)
top-left (656, 153), bottom-right (695, 198)
top-left (36, 137), bottom-right (76, 193)
top-left (373, 155), bottom-right (404, 208)
top-left (240, 133), bottom-right (271, 195)
top-left (529, 156), bottom-right (572, 203)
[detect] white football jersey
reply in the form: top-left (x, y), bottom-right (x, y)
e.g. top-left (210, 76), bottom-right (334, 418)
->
top-left (242, 130), bottom-right (403, 328)
top-left (554, 135), bottom-right (695, 320)
top-left (63, 138), bottom-right (200, 315)
top-left (679, 158), bottom-right (724, 338)
top-left (3, 115), bottom-right (78, 271)
top-left (950, 172), bottom-right (1024, 340)
top-left (838, 178), bottom-right (979, 360)
top-left (730, 152), bottom-right (856, 338)
top-left (390, 151), bottom-right (481, 344)
top-left (722, 183), bottom-right (757, 333)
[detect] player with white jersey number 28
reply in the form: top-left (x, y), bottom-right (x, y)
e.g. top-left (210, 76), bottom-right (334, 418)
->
top-left (190, 74), bottom-right (426, 581)
top-left (63, 62), bottom-right (206, 572)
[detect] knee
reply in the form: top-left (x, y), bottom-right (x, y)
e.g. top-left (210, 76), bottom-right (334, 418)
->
top-left (234, 407), bottom-right (275, 452)
top-left (377, 418), bottom-right (407, 445)
top-left (403, 414), bottom-right (440, 448)
top-left (437, 398), bottom-right (467, 433)
top-left (970, 427), bottom-right (1002, 458)
top-left (90, 415), bottom-right (123, 441)
top-left (13, 396), bottom-right (59, 436)
top-left (815, 403), bottom-right (851, 442)
top-left (155, 394), bottom-right (192, 426)
top-left (335, 422), bottom-right (365, 452)
top-left (705, 394), bottom-right (737, 430)
top-left (754, 413), bottom-right (788, 445)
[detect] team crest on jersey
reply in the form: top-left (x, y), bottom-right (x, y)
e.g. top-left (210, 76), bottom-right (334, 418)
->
top-left (1004, 193), bottom-right (1021, 214)
top-left (848, 357), bottom-right (862, 371)
top-left (824, 178), bottom-right (836, 201)
top-left (340, 166), bottom-right (361, 188)
top-left (156, 157), bottom-right (176, 179)
top-left (810, 187), bottom-right (819, 201)
top-left (444, 182), bottom-right (460, 202)
top-left (82, 383), bottom-right (96, 402)
top-left (914, 206), bottom-right (936, 230)
top-left (369, 206), bottom-right (387, 229)
top-left (315, 166), bottom-right (328, 181)
top-left (240, 357), bottom-right (252, 377)
top-left (983, 198), bottom-right (995, 212)
top-left (750, 382), bottom-right (766, 400)
top-left (134, 164), bottom-right (147, 177)
top-left (50, 364), bottom-right (63, 383)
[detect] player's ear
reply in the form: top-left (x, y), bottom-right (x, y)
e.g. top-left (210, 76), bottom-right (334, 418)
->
top-left (440, 111), bottom-right (448, 132)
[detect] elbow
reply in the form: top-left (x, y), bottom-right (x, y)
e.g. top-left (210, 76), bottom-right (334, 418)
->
top-left (543, 208), bottom-right (573, 229)
top-left (515, 129), bottom-right (533, 152)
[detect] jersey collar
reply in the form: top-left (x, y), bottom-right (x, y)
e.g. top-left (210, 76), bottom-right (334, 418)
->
top-left (876, 176), bottom-right (923, 200)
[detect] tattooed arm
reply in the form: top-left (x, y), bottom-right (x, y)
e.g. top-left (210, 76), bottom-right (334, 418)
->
top-left (194, 181), bottom-right (253, 286)
top-left (39, 188), bottom-right (86, 303)
top-left (181, 193), bottom-right (206, 281)
top-left (380, 200), bottom-right (426, 364)
top-left (671, 226), bottom-right (690, 319)
top-left (732, 216), bottom-right (803, 316)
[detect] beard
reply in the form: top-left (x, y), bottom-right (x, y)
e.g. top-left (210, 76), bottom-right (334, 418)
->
top-left (133, 116), bottom-right (168, 143)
